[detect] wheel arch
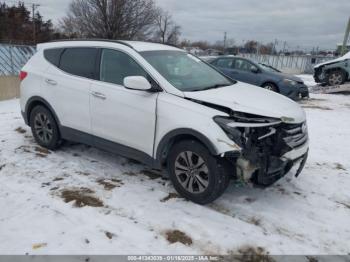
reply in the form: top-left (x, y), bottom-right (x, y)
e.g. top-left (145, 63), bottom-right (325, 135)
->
top-left (261, 81), bottom-right (280, 92)
top-left (156, 129), bottom-right (218, 168)
top-left (25, 96), bottom-right (61, 127)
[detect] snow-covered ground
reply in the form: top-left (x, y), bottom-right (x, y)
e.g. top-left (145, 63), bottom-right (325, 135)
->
top-left (0, 91), bottom-right (350, 255)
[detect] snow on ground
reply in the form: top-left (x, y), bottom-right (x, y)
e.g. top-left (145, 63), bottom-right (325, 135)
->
top-left (297, 74), bottom-right (317, 88)
top-left (0, 91), bottom-right (350, 255)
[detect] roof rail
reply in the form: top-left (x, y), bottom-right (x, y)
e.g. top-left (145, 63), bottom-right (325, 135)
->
top-left (48, 38), bottom-right (135, 49)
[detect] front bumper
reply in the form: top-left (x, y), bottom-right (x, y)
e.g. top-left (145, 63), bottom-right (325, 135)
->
top-left (233, 122), bottom-right (309, 186)
top-left (280, 83), bottom-right (309, 100)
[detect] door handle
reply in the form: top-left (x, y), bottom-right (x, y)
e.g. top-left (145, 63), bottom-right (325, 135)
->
top-left (91, 91), bottom-right (107, 100)
top-left (45, 79), bottom-right (57, 85)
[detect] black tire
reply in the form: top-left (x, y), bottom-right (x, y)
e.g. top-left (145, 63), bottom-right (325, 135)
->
top-left (167, 140), bottom-right (231, 205)
top-left (262, 82), bottom-right (278, 92)
top-left (29, 105), bottom-right (61, 150)
top-left (326, 70), bottom-right (346, 86)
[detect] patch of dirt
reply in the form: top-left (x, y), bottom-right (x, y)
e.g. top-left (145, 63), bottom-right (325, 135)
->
top-left (61, 188), bottom-right (103, 207)
top-left (105, 231), bottom-right (115, 239)
top-left (53, 177), bottom-right (64, 182)
top-left (35, 146), bottom-right (51, 155)
top-left (248, 217), bottom-right (262, 227)
top-left (15, 127), bottom-right (26, 134)
top-left (161, 193), bottom-right (180, 202)
top-left (97, 179), bottom-right (123, 190)
top-left (32, 243), bottom-right (47, 250)
top-left (50, 187), bottom-right (59, 191)
top-left (141, 169), bottom-right (162, 180)
top-left (36, 153), bottom-right (48, 158)
top-left (229, 246), bottom-right (273, 262)
top-left (335, 163), bottom-right (346, 171)
top-left (165, 230), bottom-right (192, 246)
top-left (0, 164), bottom-right (5, 171)
top-left (302, 105), bottom-right (332, 110)
top-left (75, 171), bottom-right (90, 176)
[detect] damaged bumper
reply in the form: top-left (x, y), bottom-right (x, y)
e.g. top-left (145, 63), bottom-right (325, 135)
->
top-left (220, 118), bottom-right (309, 186)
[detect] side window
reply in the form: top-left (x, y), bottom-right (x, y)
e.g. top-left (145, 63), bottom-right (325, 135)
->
top-left (100, 49), bottom-right (147, 86)
top-left (59, 48), bottom-right (98, 79)
top-left (234, 59), bottom-right (258, 72)
top-left (44, 48), bottom-right (64, 67)
top-left (216, 58), bottom-right (233, 69)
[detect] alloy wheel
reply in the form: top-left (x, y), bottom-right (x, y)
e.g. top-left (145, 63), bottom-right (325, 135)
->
top-left (328, 72), bottom-right (343, 86)
top-left (174, 151), bottom-right (209, 194)
top-left (34, 113), bottom-right (53, 143)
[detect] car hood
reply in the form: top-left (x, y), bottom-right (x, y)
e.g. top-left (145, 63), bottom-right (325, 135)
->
top-left (264, 71), bottom-right (303, 83)
top-left (184, 82), bottom-right (306, 123)
top-left (314, 51), bottom-right (350, 68)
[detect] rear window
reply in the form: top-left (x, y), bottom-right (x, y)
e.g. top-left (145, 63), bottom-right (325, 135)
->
top-left (59, 48), bottom-right (98, 79)
top-left (44, 48), bottom-right (64, 67)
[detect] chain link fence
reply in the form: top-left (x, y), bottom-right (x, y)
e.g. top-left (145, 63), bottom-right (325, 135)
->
top-left (0, 44), bottom-right (36, 76)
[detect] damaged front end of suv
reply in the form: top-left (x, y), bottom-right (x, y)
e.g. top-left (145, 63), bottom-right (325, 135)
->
top-left (215, 112), bottom-right (309, 186)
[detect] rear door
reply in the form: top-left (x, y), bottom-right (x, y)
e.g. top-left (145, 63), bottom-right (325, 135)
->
top-left (42, 47), bottom-right (98, 133)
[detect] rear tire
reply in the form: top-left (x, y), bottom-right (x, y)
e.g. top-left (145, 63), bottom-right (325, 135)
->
top-left (262, 83), bottom-right (278, 92)
top-left (167, 140), bottom-right (231, 205)
top-left (29, 105), bottom-right (61, 150)
top-left (326, 70), bottom-right (346, 86)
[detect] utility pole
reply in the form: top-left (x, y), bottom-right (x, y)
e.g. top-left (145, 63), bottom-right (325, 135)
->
top-left (341, 17), bottom-right (350, 55)
top-left (223, 32), bottom-right (227, 50)
top-left (32, 3), bottom-right (40, 44)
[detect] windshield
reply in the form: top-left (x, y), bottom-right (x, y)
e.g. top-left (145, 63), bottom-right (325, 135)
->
top-left (141, 50), bottom-right (234, 92)
top-left (259, 63), bottom-right (281, 73)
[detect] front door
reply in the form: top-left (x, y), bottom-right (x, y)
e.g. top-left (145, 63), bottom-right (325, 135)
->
top-left (90, 48), bottom-right (158, 157)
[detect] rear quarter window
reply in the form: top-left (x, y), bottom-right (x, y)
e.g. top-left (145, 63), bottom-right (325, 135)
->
top-left (59, 48), bottom-right (99, 80)
top-left (44, 48), bottom-right (64, 67)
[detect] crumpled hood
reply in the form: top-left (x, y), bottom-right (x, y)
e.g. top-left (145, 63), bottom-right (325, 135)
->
top-left (184, 82), bottom-right (306, 123)
top-left (314, 51), bottom-right (350, 68)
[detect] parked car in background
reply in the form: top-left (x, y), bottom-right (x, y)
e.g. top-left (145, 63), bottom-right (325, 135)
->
top-left (209, 56), bottom-right (309, 100)
top-left (20, 40), bottom-right (309, 204)
top-left (314, 51), bottom-right (350, 86)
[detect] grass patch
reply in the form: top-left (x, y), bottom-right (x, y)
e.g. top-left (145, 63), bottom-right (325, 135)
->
top-left (161, 193), bottom-right (180, 202)
top-left (61, 188), bottom-right (103, 207)
top-left (15, 127), bottom-right (26, 134)
top-left (165, 230), bottom-right (192, 246)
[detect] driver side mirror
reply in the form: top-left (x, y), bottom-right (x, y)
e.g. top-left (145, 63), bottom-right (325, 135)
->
top-left (124, 76), bottom-right (152, 91)
top-left (251, 67), bottom-right (260, 74)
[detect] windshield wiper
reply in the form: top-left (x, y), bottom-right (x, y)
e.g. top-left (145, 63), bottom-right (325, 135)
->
top-left (188, 83), bottom-right (231, 92)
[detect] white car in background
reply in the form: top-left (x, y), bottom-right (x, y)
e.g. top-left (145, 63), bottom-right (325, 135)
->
top-left (19, 40), bottom-right (309, 204)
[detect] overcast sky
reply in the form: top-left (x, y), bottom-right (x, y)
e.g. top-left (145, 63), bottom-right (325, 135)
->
top-left (16, 0), bottom-right (350, 51)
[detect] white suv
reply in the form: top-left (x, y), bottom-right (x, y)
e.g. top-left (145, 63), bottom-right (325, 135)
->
top-left (20, 40), bottom-right (309, 204)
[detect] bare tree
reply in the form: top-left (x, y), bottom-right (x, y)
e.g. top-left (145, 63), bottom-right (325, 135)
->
top-left (154, 8), bottom-right (181, 45)
top-left (61, 0), bottom-right (157, 40)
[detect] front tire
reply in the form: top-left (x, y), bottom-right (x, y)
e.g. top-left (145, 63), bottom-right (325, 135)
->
top-left (327, 70), bottom-right (346, 86)
top-left (29, 105), bottom-right (61, 150)
top-left (262, 83), bottom-right (278, 92)
top-left (167, 140), bottom-right (231, 204)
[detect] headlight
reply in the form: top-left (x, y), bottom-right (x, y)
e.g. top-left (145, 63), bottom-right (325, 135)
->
top-left (283, 79), bottom-right (298, 86)
top-left (214, 115), bottom-right (281, 147)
